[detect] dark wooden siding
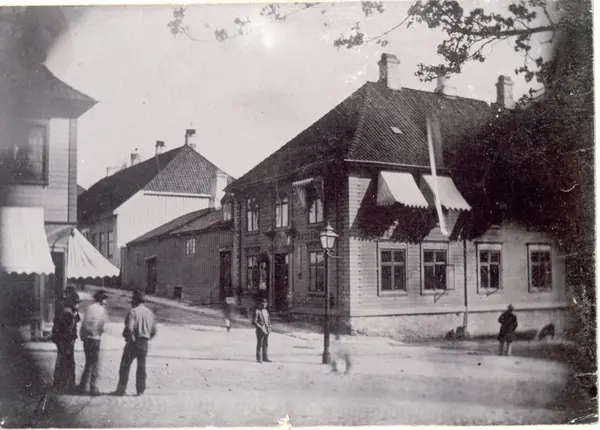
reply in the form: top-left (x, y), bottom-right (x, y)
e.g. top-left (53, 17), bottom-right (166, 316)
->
top-left (68, 119), bottom-right (77, 223)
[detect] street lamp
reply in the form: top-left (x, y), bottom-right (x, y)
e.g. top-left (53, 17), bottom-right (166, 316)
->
top-left (320, 221), bottom-right (338, 364)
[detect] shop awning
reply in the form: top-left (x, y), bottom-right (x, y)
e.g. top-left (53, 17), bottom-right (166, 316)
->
top-left (0, 207), bottom-right (55, 275)
top-left (292, 177), bottom-right (323, 210)
top-left (48, 227), bottom-right (120, 280)
top-left (422, 174), bottom-right (471, 211)
top-left (376, 171), bottom-right (429, 208)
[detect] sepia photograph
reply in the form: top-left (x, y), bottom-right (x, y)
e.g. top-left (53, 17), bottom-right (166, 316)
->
top-left (0, 0), bottom-right (596, 427)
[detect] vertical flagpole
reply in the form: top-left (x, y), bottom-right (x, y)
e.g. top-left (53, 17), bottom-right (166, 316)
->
top-left (427, 116), bottom-right (448, 237)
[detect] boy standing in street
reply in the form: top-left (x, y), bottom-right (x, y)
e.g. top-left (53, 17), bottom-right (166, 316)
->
top-left (114, 290), bottom-right (157, 396)
top-left (252, 298), bottom-right (271, 363)
top-left (78, 290), bottom-right (109, 395)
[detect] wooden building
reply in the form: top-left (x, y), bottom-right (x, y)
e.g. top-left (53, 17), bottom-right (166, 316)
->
top-left (77, 144), bottom-right (234, 274)
top-left (225, 53), bottom-right (569, 339)
top-left (123, 207), bottom-right (234, 305)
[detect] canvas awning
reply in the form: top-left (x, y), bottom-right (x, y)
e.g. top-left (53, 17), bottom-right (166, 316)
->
top-left (0, 207), bottom-right (55, 275)
top-left (48, 227), bottom-right (120, 280)
top-left (292, 177), bottom-right (324, 210)
top-left (422, 175), bottom-right (471, 211)
top-left (376, 171), bottom-right (429, 208)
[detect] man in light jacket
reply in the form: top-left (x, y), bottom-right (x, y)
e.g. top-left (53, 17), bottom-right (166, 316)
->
top-left (252, 298), bottom-right (271, 363)
top-left (78, 290), bottom-right (109, 395)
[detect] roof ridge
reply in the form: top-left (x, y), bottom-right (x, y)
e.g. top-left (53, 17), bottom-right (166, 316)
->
top-left (345, 83), bottom-right (372, 160)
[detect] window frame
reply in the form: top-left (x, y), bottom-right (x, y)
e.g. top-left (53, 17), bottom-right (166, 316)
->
top-left (274, 194), bottom-right (290, 229)
top-left (307, 186), bottom-right (324, 225)
top-left (3, 120), bottom-right (50, 186)
top-left (421, 246), bottom-right (449, 293)
top-left (91, 233), bottom-right (97, 248)
top-left (378, 247), bottom-right (408, 296)
top-left (222, 201), bottom-right (233, 222)
top-left (476, 243), bottom-right (503, 294)
top-left (107, 230), bottom-right (114, 259)
top-left (527, 243), bottom-right (553, 292)
top-left (246, 198), bottom-right (259, 233)
top-left (308, 249), bottom-right (325, 294)
top-left (185, 237), bottom-right (196, 256)
top-left (98, 232), bottom-right (105, 256)
top-left (246, 254), bottom-right (259, 290)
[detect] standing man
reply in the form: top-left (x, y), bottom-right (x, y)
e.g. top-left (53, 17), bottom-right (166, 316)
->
top-left (51, 292), bottom-right (81, 393)
top-left (78, 290), bottom-right (109, 395)
top-left (252, 298), bottom-right (271, 363)
top-left (498, 304), bottom-right (518, 356)
top-left (114, 290), bottom-right (157, 396)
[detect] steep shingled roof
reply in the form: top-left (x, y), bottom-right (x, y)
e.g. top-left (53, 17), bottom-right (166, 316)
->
top-left (78, 145), bottom-right (235, 225)
top-left (228, 81), bottom-right (492, 190)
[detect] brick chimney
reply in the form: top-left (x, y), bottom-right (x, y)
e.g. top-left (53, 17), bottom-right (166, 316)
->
top-left (211, 170), bottom-right (228, 209)
top-left (155, 140), bottom-right (165, 155)
top-left (495, 75), bottom-right (515, 109)
top-left (130, 148), bottom-right (141, 166)
top-left (434, 75), bottom-right (457, 98)
top-left (378, 53), bottom-right (402, 90)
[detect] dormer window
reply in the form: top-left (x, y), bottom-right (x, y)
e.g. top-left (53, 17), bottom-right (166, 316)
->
top-left (390, 126), bottom-right (402, 134)
top-left (274, 194), bottom-right (289, 228)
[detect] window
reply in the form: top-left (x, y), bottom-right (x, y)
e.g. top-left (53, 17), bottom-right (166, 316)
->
top-left (308, 187), bottom-right (323, 225)
top-left (423, 249), bottom-right (447, 291)
top-left (136, 253), bottom-right (141, 267)
top-left (246, 198), bottom-right (259, 232)
top-left (528, 244), bottom-right (552, 291)
top-left (222, 202), bottom-right (233, 222)
top-left (1, 121), bottom-right (48, 184)
top-left (275, 194), bottom-right (289, 228)
top-left (246, 255), bottom-right (259, 289)
top-left (98, 233), bottom-right (105, 256)
top-left (107, 230), bottom-right (114, 258)
top-left (477, 244), bottom-right (502, 292)
top-left (309, 251), bottom-right (325, 293)
top-left (92, 233), bottom-right (97, 248)
top-left (390, 126), bottom-right (403, 134)
top-left (185, 237), bottom-right (196, 256)
top-left (380, 249), bottom-right (406, 292)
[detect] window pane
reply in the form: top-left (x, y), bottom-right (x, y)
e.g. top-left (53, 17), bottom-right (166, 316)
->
top-left (282, 202), bottom-right (288, 226)
top-left (435, 251), bottom-right (446, 263)
top-left (424, 266), bottom-right (435, 290)
top-left (480, 265), bottom-right (489, 289)
top-left (490, 251), bottom-right (500, 263)
top-left (393, 251), bottom-right (405, 263)
top-left (381, 266), bottom-right (392, 290)
top-left (530, 251), bottom-right (540, 262)
top-left (424, 251), bottom-right (434, 263)
top-left (317, 267), bottom-right (325, 291)
top-left (532, 265), bottom-right (544, 288)
top-left (480, 251), bottom-right (489, 263)
top-left (490, 265), bottom-right (500, 289)
top-left (435, 265), bottom-right (446, 289)
top-left (394, 265), bottom-right (405, 290)
top-left (381, 251), bottom-right (392, 263)
top-left (541, 251), bottom-right (551, 262)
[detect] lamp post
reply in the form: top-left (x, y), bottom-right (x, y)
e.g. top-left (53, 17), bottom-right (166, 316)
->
top-left (320, 221), bottom-right (338, 364)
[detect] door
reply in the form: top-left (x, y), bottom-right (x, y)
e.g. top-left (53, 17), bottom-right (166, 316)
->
top-left (219, 251), bottom-right (232, 300)
top-left (146, 258), bottom-right (157, 294)
top-left (273, 254), bottom-right (289, 312)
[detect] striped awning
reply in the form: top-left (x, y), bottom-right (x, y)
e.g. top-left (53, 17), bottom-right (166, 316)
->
top-left (376, 171), bottom-right (429, 208)
top-left (422, 175), bottom-right (471, 211)
top-left (0, 207), bottom-right (55, 275)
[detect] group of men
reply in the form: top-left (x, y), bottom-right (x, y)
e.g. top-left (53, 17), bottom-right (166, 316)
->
top-left (51, 288), bottom-right (157, 396)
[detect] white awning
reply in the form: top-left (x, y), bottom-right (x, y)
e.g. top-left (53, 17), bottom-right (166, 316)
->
top-left (0, 207), bottom-right (55, 275)
top-left (292, 177), bottom-right (323, 210)
top-left (377, 171), bottom-right (429, 208)
top-left (422, 175), bottom-right (471, 211)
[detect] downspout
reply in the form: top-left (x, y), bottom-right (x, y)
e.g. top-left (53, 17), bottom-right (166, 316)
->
top-left (463, 235), bottom-right (469, 331)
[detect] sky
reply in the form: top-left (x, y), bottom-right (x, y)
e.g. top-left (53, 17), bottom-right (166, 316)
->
top-left (45, 1), bottom-right (555, 189)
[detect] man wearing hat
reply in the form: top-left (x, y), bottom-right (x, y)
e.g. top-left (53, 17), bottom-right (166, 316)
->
top-left (51, 291), bottom-right (81, 393)
top-left (114, 290), bottom-right (157, 396)
top-left (498, 304), bottom-right (518, 356)
top-left (78, 290), bottom-right (109, 395)
top-left (252, 298), bottom-right (271, 363)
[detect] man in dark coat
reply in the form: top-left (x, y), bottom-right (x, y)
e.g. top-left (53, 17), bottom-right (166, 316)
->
top-left (252, 298), bottom-right (271, 363)
top-left (498, 304), bottom-right (518, 356)
top-left (51, 292), bottom-right (81, 393)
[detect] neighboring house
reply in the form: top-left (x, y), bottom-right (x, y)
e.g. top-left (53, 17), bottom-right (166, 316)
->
top-left (123, 206), bottom-right (233, 305)
top-left (77, 144), bottom-right (234, 278)
top-left (225, 53), bottom-right (568, 339)
top-left (0, 59), bottom-right (97, 337)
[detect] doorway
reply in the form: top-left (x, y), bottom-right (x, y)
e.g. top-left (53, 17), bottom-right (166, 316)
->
top-left (146, 258), bottom-right (157, 294)
top-left (219, 251), bottom-right (232, 300)
top-left (273, 254), bottom-right (289, 312)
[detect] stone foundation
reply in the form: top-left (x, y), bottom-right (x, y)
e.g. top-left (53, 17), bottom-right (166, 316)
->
top-left (347, 308), bottom-right (569, 342)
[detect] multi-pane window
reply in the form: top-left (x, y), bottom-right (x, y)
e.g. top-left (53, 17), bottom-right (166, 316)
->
top-left (477, 244), bottom-right (501, 291)
top-left (246, 255), bottom-right (259, 289)
top-left (107, 230), bottom-right (114, 258)
top-left (275, 195), bottom-right (289, 228)
top-left (380, 249), bottom-right (406, 292)
top-left (246, 198), bottom-right (259, 232)
top-left (1, 121), bottom-right (48, 184)
top-left (185, 237), bottom-right (196, 256)
top-left (423, 250), bottom-right (447, 291)
top-left (222, 202), bottom-right (233, 222)
top-left (98, 233), bottom-right (105, 256)
top-left (528, 244), bottom-right (552, 291)
top-left (309, 251), bottom-right (325, 293)
top-left (308, 188), bottom-right (323, 225)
